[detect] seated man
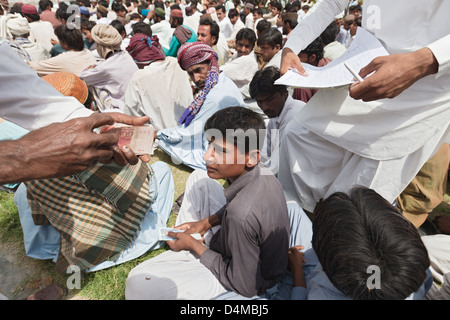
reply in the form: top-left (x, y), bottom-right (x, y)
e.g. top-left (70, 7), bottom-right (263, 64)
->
top-left (125, 107), bottom-right (291, 299)
top-left (163, 9), bottom-right (197, 57)
top-left (197, 16), bottom-right (230, 67)
top-left (124, 33), bottom-right (193, 130)
top-left (28, 24), bottom-right (97, 76)
top-left (257, 27), bottom-right (283, 69)
top-left (249, 66), bottom-right (305, 175)
top-left (79, 24), bottom-right (138, 111)
top-left (5, 13), bottom-right (50, 62)
top-left (156, 41), bottom-right (245, 170)
top-left (9, 71), bottom-right (175, 274)
top-left (220, 28), bottom-right (258, 97)
top-left (219, 28), bottom-right (263, 120)
top-left (15, 160), bottom-right (175, 273)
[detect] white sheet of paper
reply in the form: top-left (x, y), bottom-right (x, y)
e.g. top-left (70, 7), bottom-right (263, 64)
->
top-left (275, 28), bottom-right (389, 89)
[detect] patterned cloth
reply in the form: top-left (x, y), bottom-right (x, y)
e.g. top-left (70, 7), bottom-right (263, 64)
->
top-left (177, 41), bottom-right (220, 126)
top-left (25, 161), bottom-right (155, 273)
top-left (126, 33), bottom-right (165, 66)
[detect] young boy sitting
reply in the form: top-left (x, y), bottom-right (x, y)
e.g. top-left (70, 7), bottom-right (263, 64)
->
top-left (125, 107), bottom-right (291, 299)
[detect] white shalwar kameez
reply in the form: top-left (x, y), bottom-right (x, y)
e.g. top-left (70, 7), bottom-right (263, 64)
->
top-left (278, 0), bottom-right (450, 212)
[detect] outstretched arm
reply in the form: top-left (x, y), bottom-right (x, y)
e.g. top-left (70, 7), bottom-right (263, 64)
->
top-left (0, 113), bottom-right (150, 185)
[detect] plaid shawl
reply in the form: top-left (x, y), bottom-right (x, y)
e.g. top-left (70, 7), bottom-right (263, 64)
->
top-left (25, 161), bottom-right (155, 273)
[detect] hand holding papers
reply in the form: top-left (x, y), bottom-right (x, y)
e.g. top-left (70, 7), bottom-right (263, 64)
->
top-left (275, 28), bottom-right (389, 89)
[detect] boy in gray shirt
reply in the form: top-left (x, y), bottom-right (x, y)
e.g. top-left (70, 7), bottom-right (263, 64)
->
top-left (125, 107), bottom-right (290, 299)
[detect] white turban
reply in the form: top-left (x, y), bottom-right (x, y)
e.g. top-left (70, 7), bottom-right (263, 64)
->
top-left (91, 24), bottom-right (122, 59)
top-left (0, 13), bottom-right (30, 39)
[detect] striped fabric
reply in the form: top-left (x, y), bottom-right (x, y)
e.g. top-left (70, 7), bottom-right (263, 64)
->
top-left (25, 161), bottom-right (155, 273)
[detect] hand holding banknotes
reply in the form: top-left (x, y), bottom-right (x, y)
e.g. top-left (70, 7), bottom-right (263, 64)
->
top-left (166, 228), bottom-right (208, 256)
top-left (0, 112), bottom-right (150, 185)
top-left (98, 113), bottom-right (155, 166)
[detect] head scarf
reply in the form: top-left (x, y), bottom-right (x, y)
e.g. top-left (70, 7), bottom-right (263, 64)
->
top-left (91, 23), bottom-right (122, 59)
top-left (177, 41), bottom-right (219, 126)
top-left (42, 72), bottom-right (89, 104)
top-left (0, 13), bottom-right (30, 39)
top-left (126, 33), bottom-right (165, 66)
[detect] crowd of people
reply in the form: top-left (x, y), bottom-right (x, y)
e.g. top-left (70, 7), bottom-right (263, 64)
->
top-left (0, 0), bottom-right (449, 301)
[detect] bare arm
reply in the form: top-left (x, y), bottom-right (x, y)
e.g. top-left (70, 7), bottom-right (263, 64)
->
top-left (349, 47), bottom-right (439, 102)
top-left (0, 113), bottom-right (150, 184)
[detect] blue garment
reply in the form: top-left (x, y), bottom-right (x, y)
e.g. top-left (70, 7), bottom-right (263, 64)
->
top-left (163, 25), bottom-right (197, 57)
top-left (214, 201), bottom-right (434, 300)
top-left (14, 161), bottom-right (175, 272)
top-left (157, 72), bottom-right (246, 170)
top-left (50, 43), bottom-right (66, 57)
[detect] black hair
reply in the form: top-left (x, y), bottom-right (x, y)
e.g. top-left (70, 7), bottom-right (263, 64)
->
top-left (38, 0), bottom-right (52, 11)
top-left (22, 12), bottom-right (41, 22)
top-left (253, 7), bottom-right (263, 16)
top-left (204, 107), bottom-right (266, 154)
top-left (269, 1), bottom-right (281, 11)
top-left (199, 16), bottom-right (220, 45)
top-left (80, 18), bottom-right (97, 31)
top-left (110, 19), bottom-right (126, 36)
top-left (320, 21), bottom-right (339, 46)
top-left (257, 27), bottom-right (282, 47)
top-left (255, 19), bottom-right (271, 34)
top-left (54, 24), bottom-right (85, 51)
top-left (132, 21), bottom-right (152, 36)
top-left (249, 66), bottom-right (286, 99)
top-left (215, 4), bottom-right (225, 13)
top-left (112, 2), bottom-right (127, 12)
top-left (55, 2), bottom-right (72, 22)
top-left (300, 37), bottom-right (324, 62)
top-left (235, 27), bottom-right (256, 51)
top-left (228, 8), bottom-right (239, 18)
top-left (312, 186), bottom-right (430, 300)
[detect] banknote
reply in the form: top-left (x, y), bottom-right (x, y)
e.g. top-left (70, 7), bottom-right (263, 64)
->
top-left (159, 228), bottom-right (202, 241)
top-left (98, 124), bottom-right (155, 155)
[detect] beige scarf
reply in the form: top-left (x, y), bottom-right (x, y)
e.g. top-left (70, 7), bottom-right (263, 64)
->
top-left (91, 24), bottom-right (122, 59)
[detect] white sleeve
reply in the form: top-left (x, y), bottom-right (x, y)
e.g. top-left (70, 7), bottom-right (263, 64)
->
top-left (0, 43), bottom-right (93, 131)
top-left (426, 34), bottom-right (450, 79)
top-left (284, 0), bottom-right (348, 54)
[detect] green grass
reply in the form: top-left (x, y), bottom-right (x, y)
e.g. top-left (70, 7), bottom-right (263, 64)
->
top-left (0, 151), bottom-right (449, 300)
top-left (0, 149), bottom-right (192, 300)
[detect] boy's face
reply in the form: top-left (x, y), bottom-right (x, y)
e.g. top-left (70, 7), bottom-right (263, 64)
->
top-left (82, 29), bottom-right (93, 42)
top-left (203, 137), bottom-right (250, 183)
